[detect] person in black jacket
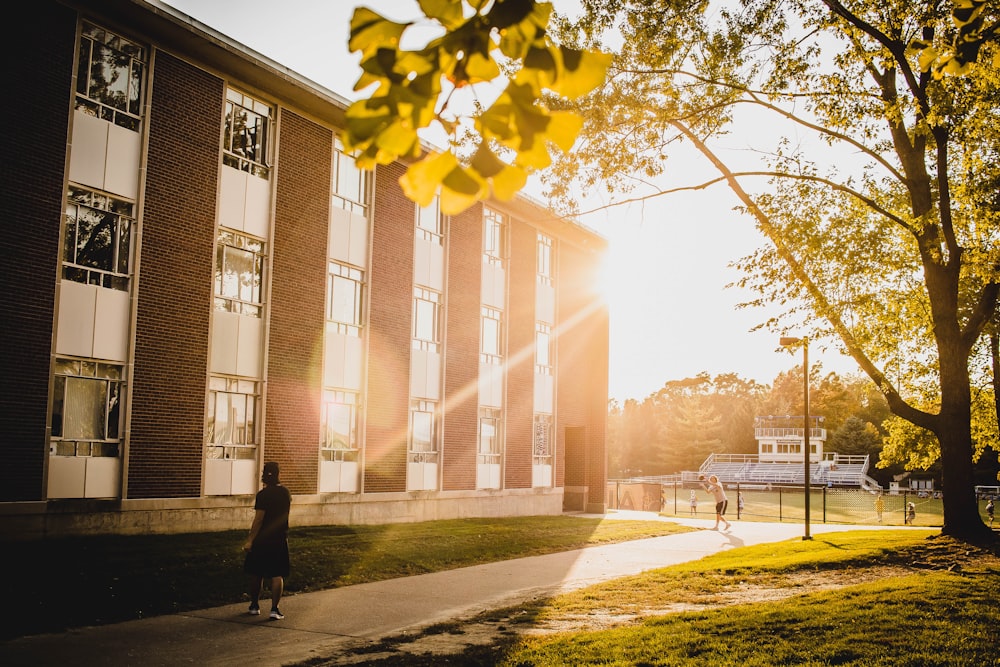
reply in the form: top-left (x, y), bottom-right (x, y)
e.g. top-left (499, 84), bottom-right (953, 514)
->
top-left (243, 461), bottom-right (292, 620)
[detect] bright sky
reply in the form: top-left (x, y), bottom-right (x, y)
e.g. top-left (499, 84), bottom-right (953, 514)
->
top-left (160, 0), bottom-right (860, 401)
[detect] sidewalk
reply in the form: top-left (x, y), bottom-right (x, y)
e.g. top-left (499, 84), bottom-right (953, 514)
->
top-left (3, 513), bottom-right (875, 666)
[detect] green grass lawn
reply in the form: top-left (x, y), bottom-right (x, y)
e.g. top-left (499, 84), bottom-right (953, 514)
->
top-left (5, 515), bottom-right (692, 641)
top-left (494, 531), bottom-right (1000, 667)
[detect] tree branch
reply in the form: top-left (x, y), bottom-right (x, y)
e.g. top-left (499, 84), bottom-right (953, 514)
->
top-left (671, 119), bottom-right (937, 431)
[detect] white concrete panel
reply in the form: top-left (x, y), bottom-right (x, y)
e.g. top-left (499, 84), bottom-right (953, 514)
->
top-left (532, 463), bottom-right (552, 488)
top-left (236, 315), bottom-right (263, 378)
top-left (536, 283), bottom-right (555, 324)
top-left (47, 456), bottom-right (87, 498)
top-left (428, 241), bottom-right (445, 291)
top-left (477, 462), bottom-right (501, 489)
top-left (244, 174), bottom-right (271, 238)
top-left (344, 334), bottom-right (364, 390)
top-left (425, 350), bottom-right (441, 400)
top-left (93, 286), bottom-right (130, 363)
top-left (329, 208), bottom-right (352, 262)
top-left (211, 310), bottom-right (240, 374)
top-left (407, 461), bottom-right (438, 491)
top-left (534, 373), bottom-right (554, 413)
top-left (414, 238), bottom-right (432, 287)
top-left (320, 460), bottom-right (359, 493)
top-left (69, 111), bottom-right (108, 191)
top-left (323, 329), bottom-right (348, 387)
top-left (340, 461), bottom-right (359, 492)
top-left (56, 280), bottom-right (97, 358)
top-left (84, 457), bottom-right (120, 498)
top-left (479, 362), bottom-right (503, 407)
top-left (348, 212), bottom-right (369, 268)
top-left (105, 122), bottom-right (140, 199)
top-left (410, 349), bottom-right (429, 398)
top-left (219, 167), bottom-right (248, 233)
top-left (231, 459), bottom-right (258, 495)
top-left (205, 459), bottom-right (232, 495)
top-left (481, 264), bottom-right (505, 309)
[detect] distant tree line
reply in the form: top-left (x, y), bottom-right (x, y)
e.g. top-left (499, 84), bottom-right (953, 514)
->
top-left (608, 368), bottom-right (999, 489)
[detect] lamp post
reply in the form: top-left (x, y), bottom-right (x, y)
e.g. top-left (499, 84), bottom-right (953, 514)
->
top-left (780, 336), bottom-right (811, 540)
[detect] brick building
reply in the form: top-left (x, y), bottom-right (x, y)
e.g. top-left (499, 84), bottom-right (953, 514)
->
top-left (1, 0), bottom-right (609, 537)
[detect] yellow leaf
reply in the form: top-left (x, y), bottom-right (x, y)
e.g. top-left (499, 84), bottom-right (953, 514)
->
top-left (486, 163), bottom-right (528, 201)
top-left (417, 0), bottom-right (466, 30)
top-left (544, 110), bottom-right (583, 151)
top-left (546, 46), bottom-right (613, 98)
top-left (400, 151), bottom-right (460, 207)
top-left (349, 8), bottom-right (408, 56)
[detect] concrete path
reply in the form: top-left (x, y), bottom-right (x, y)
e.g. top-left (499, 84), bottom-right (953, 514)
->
top-left (3, 512), bottom-right (884, 666)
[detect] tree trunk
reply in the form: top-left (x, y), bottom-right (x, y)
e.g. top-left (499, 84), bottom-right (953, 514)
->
top-left (936, 345), bottom-right (995, 543)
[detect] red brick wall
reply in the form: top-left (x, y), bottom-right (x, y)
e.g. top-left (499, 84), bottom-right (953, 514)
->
top-left (556, 242), bottom-right (609, 500)
top-left (128, 53), bottom-right (221, 498)
top-left (504, 218), bottom-right (537, 489)
top-left (265, 110), bottom-right (332, 495)
top-left (441, 205), bottom-right (483, 490)
top-left (0, 1), bottom-right (76, 501)
top-left (364, 162), bottom-right (414, 492)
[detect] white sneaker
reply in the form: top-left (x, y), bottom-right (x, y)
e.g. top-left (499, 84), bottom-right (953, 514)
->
top-left (269, 608), bottom-right (284, 620)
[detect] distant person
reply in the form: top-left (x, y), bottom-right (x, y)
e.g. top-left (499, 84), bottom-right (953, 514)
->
top-left (699, 474), bottom-right (732, 531)
top-left (689, 490), bottom-right (698, 515)
top-left (737, 491), bottom-right (745, 519)
top-left (905, 501), bottom-right (915, 525)
top-left (986, 498), bottom-right (994, 527)
top-left (244, 461), bottom-right (292, 620)
top-left (875, 493), bottom-right (885, 523)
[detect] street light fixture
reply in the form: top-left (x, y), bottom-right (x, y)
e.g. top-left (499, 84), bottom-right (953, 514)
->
top-left (780, 336), bottom-right (812, 540)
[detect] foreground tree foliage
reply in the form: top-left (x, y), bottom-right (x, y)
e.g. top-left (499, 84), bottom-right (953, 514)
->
top-left (343, 0), bottom-right (610, 214)
top-left (547, 1), bottom-right (998, 542)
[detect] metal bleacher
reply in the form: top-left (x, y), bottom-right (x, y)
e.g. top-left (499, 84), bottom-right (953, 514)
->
top-left (690, 453), bottom-right (878, 490)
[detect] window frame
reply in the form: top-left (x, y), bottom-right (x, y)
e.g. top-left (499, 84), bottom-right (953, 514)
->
top-left (332, 138), bottom-right (370, 215)
top-left (326, 260), bottom-right (365, 336)
top-left (214, 229), bottom-right (266, 317)
top-left (222, 88), bottom-right (272, 178)
top-left (482, 207), bottom-right (506, 268)
top-left (320, 389), bottom-right (360, 460)
top-left (75, 21), bottom-right (146, 131)
top-left (62, 186), bottom-right (135, 291)
top-left (408, 399), bottom-right (439, 462)
top-left (205, 375), bottom-right (259, 461)
top-left (50, 358), bottom-right (123, 458)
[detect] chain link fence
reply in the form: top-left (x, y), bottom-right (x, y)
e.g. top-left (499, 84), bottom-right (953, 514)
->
top-left (607, 480), bottom-right (949, 527)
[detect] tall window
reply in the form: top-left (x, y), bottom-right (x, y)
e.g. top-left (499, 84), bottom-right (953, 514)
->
top-left (50, 359), bottom-right (122, 458)
top-left (481, 306), bottom-right (503, 364)
top-left (333, 138), bottom-right (369, 214)
top-left (416, 197), bottom-right (443, 244)
top-left (533, 413), bottom-right (552, 462)
top-left (327, 261), bottom-right (365, 336)
top-left (76, 21), bottom-right (145, 130)
top-left (483, 207), bottom-right (506, 267)
top-left (223, 88), bottom-right (271, 177)
top-left (537, 233), bottom-right (553, 286)
top-left (478, 407), bottom-right (502, 462)
top-left (63, 186), bottom-right (134, 291)
top-left (413, 288), bottom-right (442, 352)
top-left (206, 376), bottom-right (258, 460)
top-left (321, 390), bottom-right (359, 460)
top-left (409, 399), bottom-right (439, 461)
top-left (214, 230), bottom-right (265, 317)
top-left (535, 322), bottom-right (552, 375)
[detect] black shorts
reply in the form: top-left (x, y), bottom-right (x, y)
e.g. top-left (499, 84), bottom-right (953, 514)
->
top-left (716, 500), bottom-right (728, 515)
top-left (244, 540), bottom-right (290, 578)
